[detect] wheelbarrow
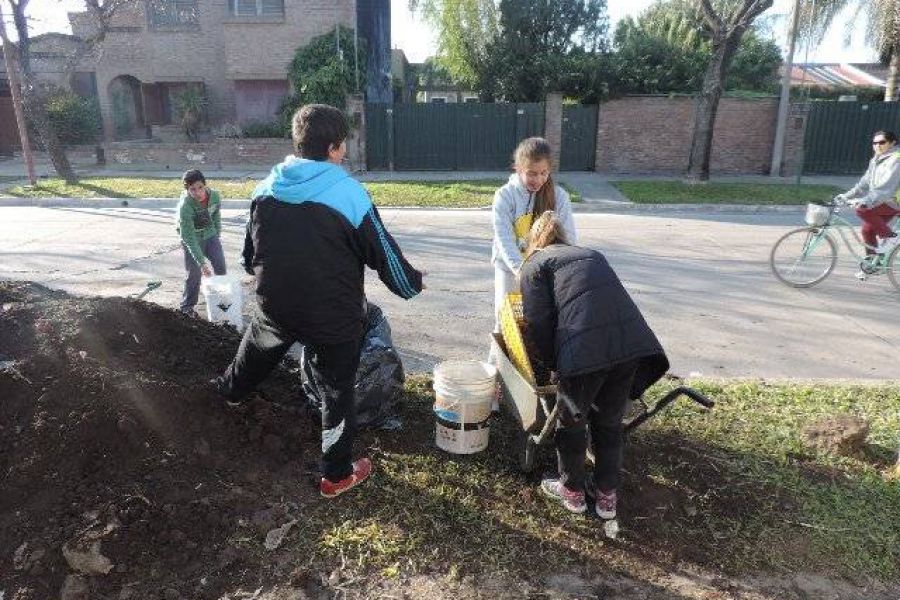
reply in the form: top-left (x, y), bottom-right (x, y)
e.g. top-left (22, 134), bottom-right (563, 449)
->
top-left (491, 294), bottom-right (714, 473)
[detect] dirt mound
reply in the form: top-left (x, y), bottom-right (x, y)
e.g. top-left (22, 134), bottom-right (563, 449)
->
top-left (0, 282), bottom-right (320, 599)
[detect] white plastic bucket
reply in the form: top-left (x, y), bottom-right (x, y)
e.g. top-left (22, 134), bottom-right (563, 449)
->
top-left (200, 275), bottom-right (243, 329)
top-left (433, 360), bottom-right (496, 454)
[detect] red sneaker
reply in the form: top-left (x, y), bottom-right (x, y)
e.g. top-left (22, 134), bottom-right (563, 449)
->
top-left (320, 458), bottom-right (373, 499)
top-left (540, 478), bottom-right (587, 514)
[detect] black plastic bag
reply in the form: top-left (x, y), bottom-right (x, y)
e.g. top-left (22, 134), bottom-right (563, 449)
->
top-left (302, 302), bottom-right (405, 427)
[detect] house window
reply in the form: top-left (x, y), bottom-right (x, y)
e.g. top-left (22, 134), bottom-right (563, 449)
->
top-left (149, 0), bottom-right (199, 26)
top-left (231, 0), bottom-right (284, 17)
top-left (430, 97), bottom-right (447, 104)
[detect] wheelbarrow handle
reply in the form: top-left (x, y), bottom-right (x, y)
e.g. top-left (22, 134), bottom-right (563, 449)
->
top-left (625, 386), bottom-right (714, 432)
top-left (676, 386), bottom-right (715, 409)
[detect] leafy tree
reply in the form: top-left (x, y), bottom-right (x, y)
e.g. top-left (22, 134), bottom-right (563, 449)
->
top-left (281, 26), bottom-right (366, 121)
top-left (686, 0), bottom-right (775, 182)
top-left (487, 0), bottom-right (609, 102)
top-left (409, 0), bottom-right (499, 98)
top-left (611, 1), bottom-right (780, 95)
top-left (554, 49), bottom-right (616, 104)
top-left (800, 0), bottom-right (900, 101)
top-left (612, 14), bottom-right (708, 94)
top-left (726, 30), bottom-right (781, 92)
top-left (416, 56), bottom-right (457, 88)
top-left (3, 0), bottom-right (133, 183)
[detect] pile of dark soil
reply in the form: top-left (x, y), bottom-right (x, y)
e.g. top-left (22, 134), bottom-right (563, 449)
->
top-left (0, 282), bottom-right (321, 599)
top-left (2, 282), bottom-right (894, 600)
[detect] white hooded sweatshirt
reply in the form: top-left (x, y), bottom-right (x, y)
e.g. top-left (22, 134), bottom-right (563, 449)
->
top-left (490, 173), bottom-right (578, 274)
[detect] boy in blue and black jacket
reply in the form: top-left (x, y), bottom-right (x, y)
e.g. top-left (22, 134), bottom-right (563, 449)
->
top-left (216, 104), bottom-right (424, 498)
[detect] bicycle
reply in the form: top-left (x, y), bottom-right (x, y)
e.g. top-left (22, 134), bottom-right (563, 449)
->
top-left (769, 200), bottom-right (900, 291)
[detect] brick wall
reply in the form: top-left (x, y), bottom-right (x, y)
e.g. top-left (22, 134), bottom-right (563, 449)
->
top-left (99, 138), bottom-right (293, 169)
top-left (595, 96), bottom-right (779, 175)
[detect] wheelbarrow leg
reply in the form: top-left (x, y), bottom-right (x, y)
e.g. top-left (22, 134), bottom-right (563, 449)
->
top-left (519, 393), bottom-right (562, 473)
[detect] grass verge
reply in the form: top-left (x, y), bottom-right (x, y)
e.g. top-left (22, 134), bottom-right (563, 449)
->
top-left (613, 180), bottom-right (843, 204)
top-left (282, 376), bottom-right (899, 584)
top-left (2, 177), bottom-right (581, 206)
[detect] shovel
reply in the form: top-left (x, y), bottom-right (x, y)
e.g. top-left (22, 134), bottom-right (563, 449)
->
top-left (133, 281), bottom-right (162, 300)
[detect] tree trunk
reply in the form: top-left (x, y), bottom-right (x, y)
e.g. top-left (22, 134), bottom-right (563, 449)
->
top-left (9, 0), bottom-right (77, 183)
top-left (22, 78), bottom-right (78, 183)
top-left (886, 51), bottom-right (898, 102)
top-left (685, 34), bottom-right (743, 182)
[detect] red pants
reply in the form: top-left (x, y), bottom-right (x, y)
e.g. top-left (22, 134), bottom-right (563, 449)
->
top-left (856, 204), bottom-right (900, 251)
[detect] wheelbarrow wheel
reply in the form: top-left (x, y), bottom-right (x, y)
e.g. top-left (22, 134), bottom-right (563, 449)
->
top-left (519, 432), bottom-right (537, 473)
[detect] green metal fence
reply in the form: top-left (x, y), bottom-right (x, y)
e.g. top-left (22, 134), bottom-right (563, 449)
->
top-left (560, 104), bottom-right (599, 171)
top-left (365, 102), bottom-right (545, 170)
top-left (804, 101), bottom-right (900, 175)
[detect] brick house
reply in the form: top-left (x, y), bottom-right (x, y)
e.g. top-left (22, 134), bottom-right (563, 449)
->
top-left (36, 0), bottom-right (388, 141)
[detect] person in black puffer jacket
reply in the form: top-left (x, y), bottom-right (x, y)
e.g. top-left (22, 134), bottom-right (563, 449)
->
top-left (519, 211), bottom-right (668, 520)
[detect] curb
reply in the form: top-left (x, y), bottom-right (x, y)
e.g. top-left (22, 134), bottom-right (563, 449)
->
top-left (0, 196), bottom-right (809, 214)
top-left (571, 201), bottom-right (806, 214)
top-left (0, 197), bottom-right (252, 210)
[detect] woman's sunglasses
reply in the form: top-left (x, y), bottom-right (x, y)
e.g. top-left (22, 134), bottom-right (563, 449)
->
top-left (873, 139), bottom-right (889, 146)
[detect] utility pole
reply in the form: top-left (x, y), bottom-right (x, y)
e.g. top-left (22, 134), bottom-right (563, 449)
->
top-left (0, 3), bottom-right (36, 185)
top-left (770, 0), bottom-right (802, 178)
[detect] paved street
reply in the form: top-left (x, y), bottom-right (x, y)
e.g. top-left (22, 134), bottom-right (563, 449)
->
top-left (1, 205), bottom-right (898, 379)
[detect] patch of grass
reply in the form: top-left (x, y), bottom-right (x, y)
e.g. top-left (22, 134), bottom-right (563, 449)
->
top-left (283, 377), bottom-right (900, 585)
top-left (650, 380), bottom-right (900, 577)
top-left (613, 180), bottom-right (842, 204)
top-left (365, 180), bottom-right (502, 208)
top-left (3, 177), bottom-right (257, 199)
top-left (3, 177), bottom-right (582, 206)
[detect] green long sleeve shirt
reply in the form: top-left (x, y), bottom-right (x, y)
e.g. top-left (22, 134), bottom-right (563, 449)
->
top-left (176, 188), bottom-right (222, 266)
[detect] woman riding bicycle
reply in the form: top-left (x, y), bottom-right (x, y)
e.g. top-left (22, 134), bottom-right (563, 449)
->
top-left (835, 130), bottom-right (900, 256)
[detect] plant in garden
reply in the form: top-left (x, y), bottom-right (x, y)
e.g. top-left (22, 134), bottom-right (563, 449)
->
top-left (174, 85), bottom-right (207, 142)
top-left (242, 121), bottom-right (289, 138)
top-left (281, 26), bottom-right (366, 119)
top-left (44, 90), bottom-right (101, 145)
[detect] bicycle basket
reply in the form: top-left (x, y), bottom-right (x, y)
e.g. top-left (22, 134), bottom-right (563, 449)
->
top-left (805, 203), bottom-right (830, 226)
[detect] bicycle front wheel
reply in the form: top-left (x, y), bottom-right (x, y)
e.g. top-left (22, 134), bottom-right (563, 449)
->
top-left (887, 246), bottom-right (900, 292)
top-left (770, 227), bottom-right (837, 288)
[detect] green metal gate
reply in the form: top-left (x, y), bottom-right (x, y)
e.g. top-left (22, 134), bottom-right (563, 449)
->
top-left (366, 102), bottom-right (544, 170)
top-left (560, 104), bottom-right (598, 171)
top-left (804, 101), bottom-right (900, 174)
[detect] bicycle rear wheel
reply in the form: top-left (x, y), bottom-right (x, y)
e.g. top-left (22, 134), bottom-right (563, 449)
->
top-left (770, 227), bottom-right (837, 288)
top-left (887, 246), bottom-right (900, 291)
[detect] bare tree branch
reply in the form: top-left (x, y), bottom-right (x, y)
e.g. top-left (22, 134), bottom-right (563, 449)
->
top-left (696, 0), bottom-right (724, 35)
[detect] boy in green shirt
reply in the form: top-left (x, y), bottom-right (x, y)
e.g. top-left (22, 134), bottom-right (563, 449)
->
top-left (176, 169), bottom-right (226, 314)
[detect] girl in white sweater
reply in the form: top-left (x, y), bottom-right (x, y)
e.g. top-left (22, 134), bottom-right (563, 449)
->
top-left (491, 137), bottom-right (577, 331)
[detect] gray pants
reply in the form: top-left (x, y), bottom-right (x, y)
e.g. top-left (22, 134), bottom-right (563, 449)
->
top-left (181, 236), bottom-right (226, 313)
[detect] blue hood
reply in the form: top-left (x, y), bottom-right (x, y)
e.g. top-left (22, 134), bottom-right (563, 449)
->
top-left (253, 157), bottom-right (371, 228)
